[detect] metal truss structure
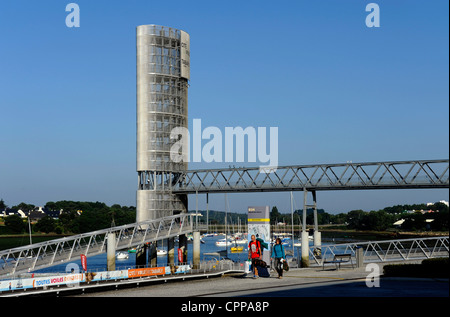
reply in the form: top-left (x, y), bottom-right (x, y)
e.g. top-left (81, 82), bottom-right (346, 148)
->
top-left (172, 159), bottom-right (449, 193)
top-left (0, 214), bottom-right (195, 278)
top-left (310, 236), bottom-right (449, 267)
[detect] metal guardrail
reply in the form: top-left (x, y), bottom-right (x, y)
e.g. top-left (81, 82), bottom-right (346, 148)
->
top-left (172, 159), bottom-right (449, 193)
top-left (307, 236), bottom-right (449, 267)
top-left (0, 213), bottom-right (194, 278)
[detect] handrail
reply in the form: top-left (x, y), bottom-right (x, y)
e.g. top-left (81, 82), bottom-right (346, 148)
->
top-left (307, 236), bottom-right (449, 266)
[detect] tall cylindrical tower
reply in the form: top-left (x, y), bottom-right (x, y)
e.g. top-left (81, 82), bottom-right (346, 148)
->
top-left (136, 25), bottom-right (190, 222)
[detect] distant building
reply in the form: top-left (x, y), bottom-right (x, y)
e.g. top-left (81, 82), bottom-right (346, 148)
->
top-left (1, 206), bottom-right (62, 221)
top-left (28, 209), bottom-right (46, 222)
top-left (1, 209), bottom-right (26, 218)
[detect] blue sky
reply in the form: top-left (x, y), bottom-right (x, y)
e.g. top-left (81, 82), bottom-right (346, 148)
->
top-left (0, 0), bottom-right (448, 214)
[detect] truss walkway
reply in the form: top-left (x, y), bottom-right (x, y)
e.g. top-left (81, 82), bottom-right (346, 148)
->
top-left (0, 213), bottom-right (196, 278)
top-left (172, 159), bottom-right (449, 193)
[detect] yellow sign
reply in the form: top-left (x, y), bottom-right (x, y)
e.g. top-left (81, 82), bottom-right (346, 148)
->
top-left (248, 218), bottom-right (270, 222)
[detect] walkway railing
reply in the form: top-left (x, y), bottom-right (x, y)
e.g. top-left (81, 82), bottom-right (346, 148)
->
top-left (0, 213), bottom-right (194, 278)
top-left (308, 236), bottom-right (449, 267)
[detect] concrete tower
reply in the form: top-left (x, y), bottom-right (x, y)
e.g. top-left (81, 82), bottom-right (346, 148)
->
top-left (136, 25), bottom-right (190, 222)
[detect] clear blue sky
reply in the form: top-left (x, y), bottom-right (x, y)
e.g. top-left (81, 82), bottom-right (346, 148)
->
top-left (0, 0), bottom-right (448, 214)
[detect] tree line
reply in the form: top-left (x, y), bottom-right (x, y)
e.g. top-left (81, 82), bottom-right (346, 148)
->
top-left (187, 202), bottom-right (449, 232)
top-left (269, 202), bottom-right (449, 232)
top-left (1, 199), bottom-right (448, 235)
top-left (0, 200), bottom-right (135, 235)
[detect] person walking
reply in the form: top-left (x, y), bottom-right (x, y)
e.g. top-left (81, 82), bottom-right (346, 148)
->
top-left (271, 238), bottom-right (286, 279)
top-left (248, 234), bottom-right (262, 278)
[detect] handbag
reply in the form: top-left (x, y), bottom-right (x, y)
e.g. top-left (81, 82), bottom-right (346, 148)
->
top-left (282, 259), bottom-right (289, 271)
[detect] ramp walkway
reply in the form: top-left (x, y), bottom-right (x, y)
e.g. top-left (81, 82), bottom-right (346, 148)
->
top-left (0, 213), bottom-right (195, 277)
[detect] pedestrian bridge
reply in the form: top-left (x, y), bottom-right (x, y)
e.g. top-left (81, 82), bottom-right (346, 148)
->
top-left (0, 213), bottom-right (199, 278)
top-left (171, 159), bottom-right (449, 193)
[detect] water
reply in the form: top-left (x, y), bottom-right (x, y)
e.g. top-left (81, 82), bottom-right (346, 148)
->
top-left (32, 234), bottom-right (338, 274)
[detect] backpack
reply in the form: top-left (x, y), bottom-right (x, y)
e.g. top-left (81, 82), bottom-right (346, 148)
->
top-left (256, 238), bottom-right (269, 250)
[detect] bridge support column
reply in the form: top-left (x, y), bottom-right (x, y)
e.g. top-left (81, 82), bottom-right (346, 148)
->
top-left (167, 237), bottom-right (175, 267)
top-left (301, 189), bottom-right (316, 267)
top-left (148, 242), bottom-right (157, 267)
top-left (107, 233), bottom-right (116, 271)
top-left (310, 190), bottom-right (321, 247)
top-left (193, 231), bottom-right (200, 269)
top-left (301, 231), bottom-right (309, 267)
top-left (313, 231), bottom-right (321, 247)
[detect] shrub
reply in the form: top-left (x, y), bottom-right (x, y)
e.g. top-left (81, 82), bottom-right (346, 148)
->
top-left (383, 257), bottom-right (449, 278)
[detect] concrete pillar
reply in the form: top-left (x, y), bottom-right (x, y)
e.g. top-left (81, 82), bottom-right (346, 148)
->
top-left (167, 237), bottom-right (175, 267)
top-left (302, 190), bottom-right (309, 267)
top-left (148, 242), bottom-right (157, 267)
top-left (193, 231), bottom-right (200, 269)
top-left (356, 247), bottom-right (364, 268)
top-left (301, 231), bottom-right (310, 267)
top-left (313, 231), bottom-right (321, 247)
top-left (107, 233), bottom-right (116, 271)
top-left (312, 191), bottom-right (321, 248)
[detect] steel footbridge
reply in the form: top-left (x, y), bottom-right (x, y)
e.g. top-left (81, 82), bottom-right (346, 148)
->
top-left (0, 214), bottom-right (196, 277)
top-left (171, 159), bottom-right (449, 193)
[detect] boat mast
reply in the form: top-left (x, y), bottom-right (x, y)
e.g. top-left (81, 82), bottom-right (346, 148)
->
top-left (28, 216), bottom-right (32, 245)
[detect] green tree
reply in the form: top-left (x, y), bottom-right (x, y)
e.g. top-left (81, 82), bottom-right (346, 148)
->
top-left (4, 215), bottom-right (26, 233)
top-left (430, 210), bottom-right (449, 231)
top-left (347, 210), bottom-right (367, 229)
top-left (12, 202), bottom-right (35, 212)
top-left (401, 213), bottom-right (426, 231)
top-left (35, 216), bottom-right (56, 234)
top-left (77, 208), bottom-right (111, 233)
top-left (111, 205), bottom-right (136, 226)
top-left (270, 206), bottom-right (282, 223)
top-left (428, 202), bottom-right (449, 213)
top-left (58, 210), bottom-right (80, 233)
top-left (330, 213), bottom-right (347, 225)
top-left (44, 201), bottom-right (57, 211)
top-left (364, 210), bottom-right (393, 231)
top-left (0, 199), bottom-right (7, 211)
